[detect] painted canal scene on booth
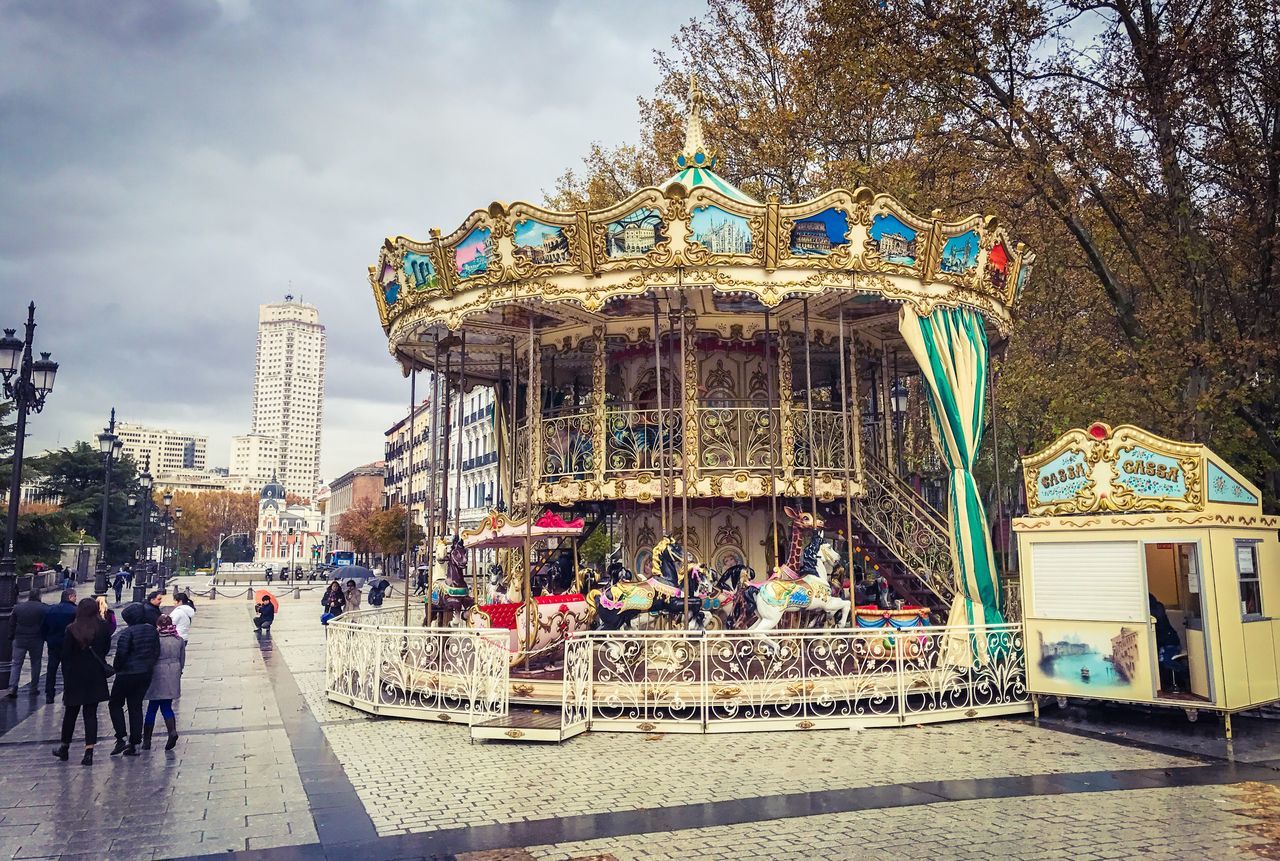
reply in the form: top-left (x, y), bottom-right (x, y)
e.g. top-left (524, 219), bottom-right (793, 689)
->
top-left (868, 213), bottom-right (918, 265)
top-left (1034, 625), bottom-right (1143, 695)
top-left (605, 208), bottom-right (665, 258)
top-left (513, 219), bottom-right (571, 266)
top-left (788, 207), bottom-right (849, 255)
top-left (454, 227), bottom-right (493, 279)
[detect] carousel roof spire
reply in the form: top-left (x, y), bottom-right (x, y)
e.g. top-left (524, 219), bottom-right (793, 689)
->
top-left (663, 74), bottom-right (758, 204)
top-left (676, 74), bottom-right (715, 170)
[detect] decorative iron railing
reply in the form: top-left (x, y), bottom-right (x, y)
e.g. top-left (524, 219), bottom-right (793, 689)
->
top-left (324, 608), bottom-right (509, 724)
top-left (567, 624), bottom-right (1027, 732)
top-left (853, 456), bottom-right (956, 606)
top-left (792, 408), bottom-right (849, 472)
top-left (698, 405), bottom-right (777, 471)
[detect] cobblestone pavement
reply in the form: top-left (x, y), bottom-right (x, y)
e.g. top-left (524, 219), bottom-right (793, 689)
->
top-left (0, 581), bottom-right (1276, 861)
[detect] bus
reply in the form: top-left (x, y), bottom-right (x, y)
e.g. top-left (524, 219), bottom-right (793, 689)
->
top-left (328, 551), bottom-right (355, 568)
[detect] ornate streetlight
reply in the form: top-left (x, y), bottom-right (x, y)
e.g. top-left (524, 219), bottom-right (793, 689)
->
top-left (0, 303), bottom-right (58, 679)
top-left (156, 491), bottom-right (173, 593)
top-left (93, 408), bottom-right (123, 596)
top-left (173, 505), bottom-right (183, 578)
top-left (132, 467), bottom-right (152, 603)
top-left (890, 379), bottom-right (909, 476)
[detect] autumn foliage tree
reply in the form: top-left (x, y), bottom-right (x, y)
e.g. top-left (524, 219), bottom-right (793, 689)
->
top-left (551, 0), bottom-right (1280, 505)
top-left (169, 490), bottom-right (259, 567)
top-left (334, 497), bottom-right (378, 563)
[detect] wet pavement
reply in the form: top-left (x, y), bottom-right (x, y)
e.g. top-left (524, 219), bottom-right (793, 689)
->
top-left (0, 579), bottom-right (1275, 860)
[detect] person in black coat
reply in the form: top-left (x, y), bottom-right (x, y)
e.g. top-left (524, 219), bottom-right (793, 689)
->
top-left (108, 603), bottom-right (161, 756)
top-left (254, 596), bottom-right (275, 632)
top-left (52, 599), bottom-right (112, 766)
top-left (41, 589), bottom-right (78, 704)
top-left (142, 591), bottom-right (164, 627)
top-left (8, 589), bottom-right (48, 697)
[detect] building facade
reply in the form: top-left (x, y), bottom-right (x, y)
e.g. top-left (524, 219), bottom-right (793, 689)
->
top-left (383, 385), bottom-right (499, 538)
top-left (151, 469), bottom-right (231, 495)
top-left (326, 461), bottom-right (385, 554)
top-left (116, 421), bottom-right (208, 473)
top-left (232, 297), bottom-right (326, 498)
top-left (254, 478), bottom-right (324, 568)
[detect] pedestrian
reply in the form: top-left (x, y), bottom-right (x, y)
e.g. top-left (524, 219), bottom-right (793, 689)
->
top-left (51, 598), bottom-right (111, 766)
top-left (7, 588), bottom-right (48, 697)
top-left (265, 567), bottom-right (274, 585)
top-left (112, 570), bottom-right (126, 604)
top-left (320, 581), bottom-right (345, 625)
top-left (95, 596), bottom-right (117, 636)
top-left (59, 564), bottom-right (73, 593)
top-left (142, 615), bottom-right (185, 751)
top-left (169, 592), bottom-right (196, 641)
top-left (253, 595), bottom-right (275, 632)
top-left (344, 579), bottom-right (362, 611)
top-left (414, 567), bottom-right (427, 596)
top-left (142, 590), bottom-right (164, 626)
top-left (124, 564), bottom-right (134, 588)
top-left (41, 589), bottom-right (77, 704)
top-left (108, 603), bottom-right (160, 756)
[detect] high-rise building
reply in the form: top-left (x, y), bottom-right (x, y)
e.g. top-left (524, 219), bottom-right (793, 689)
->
top-left (116, 421), bottom-right (208, 473)
top-left (231, 297), bottom-right (326, 498)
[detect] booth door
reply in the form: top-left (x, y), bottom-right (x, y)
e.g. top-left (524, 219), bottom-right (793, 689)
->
top-left (1145, 542), bottom-right (1211, 701)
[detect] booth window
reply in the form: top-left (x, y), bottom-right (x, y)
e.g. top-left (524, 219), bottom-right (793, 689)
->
top-left (1235, 539), bottom-right (1263, 619)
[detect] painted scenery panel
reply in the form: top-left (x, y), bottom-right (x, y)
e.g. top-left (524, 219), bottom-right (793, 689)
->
top-left (940, 230), bottom-right (980, 275)
top-left (606, 208), bottom-right (665, 258)
top-left (869, 214), bottom-right (918, 266)
top-left (455, 227), bottom-right (493, 279)
top-left (513, 219), bottom-right (571, 266)
top-left (988, 241), bottom-right (1009, 291)
top-left (690, 205), bottom-right (753, 255)
top-left (402, 251), bottom-right (438, 292)
top-left (789, 208), bottom-right (849, 255)
top-left (1029, 620), bottom-right (1152, 699)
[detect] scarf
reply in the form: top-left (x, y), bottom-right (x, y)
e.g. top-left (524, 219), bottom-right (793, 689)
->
top-left (157, 617), bottom-right (180, 638)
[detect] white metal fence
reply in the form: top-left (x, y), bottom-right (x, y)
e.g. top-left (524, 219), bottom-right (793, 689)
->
top-left (567, 623), bottom-right (1028, 733)
top-left (324, 607), bottom-right (509, 726)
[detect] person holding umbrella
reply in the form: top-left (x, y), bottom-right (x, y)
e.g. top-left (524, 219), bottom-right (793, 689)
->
top-left (254, 590), bottom-right (278, 633)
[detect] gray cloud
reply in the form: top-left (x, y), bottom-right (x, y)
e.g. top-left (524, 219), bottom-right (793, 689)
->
top-left (1, 0), bottom-right (701, 482)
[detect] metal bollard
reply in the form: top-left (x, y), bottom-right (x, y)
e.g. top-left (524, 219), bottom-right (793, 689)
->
top-left (294, 587), bottom-right (301, 599)
top-left (210, 586), bottom-right (216, 601)
top-left (247, 587), bottom-right (253, 601)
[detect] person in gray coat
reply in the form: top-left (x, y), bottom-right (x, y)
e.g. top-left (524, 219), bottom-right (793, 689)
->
top-left (142, 614), bottom-right (185, 751)
top-left (7, 589), bottom-right (48, 697)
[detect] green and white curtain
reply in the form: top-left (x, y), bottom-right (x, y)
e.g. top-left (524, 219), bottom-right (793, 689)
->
top-left (898, 305), bottom-right (1004, 634)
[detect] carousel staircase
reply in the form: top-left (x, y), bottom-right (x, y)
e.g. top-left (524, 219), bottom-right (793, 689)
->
top-left (850, 457), bottom-right (956, 612)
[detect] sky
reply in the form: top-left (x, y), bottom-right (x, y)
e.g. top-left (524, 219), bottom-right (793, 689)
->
top-left (0, 0), bottom-right (702, 485)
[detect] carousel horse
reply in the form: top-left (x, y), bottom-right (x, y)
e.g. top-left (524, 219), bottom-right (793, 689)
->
top-left (749, 535), bottom-right (851, 632)
top-left (695, 563), bottom-right (754, 629)
top-left (426, 536), bottom-right (475, 624)
top-left (485, 562), bottom-right (509, 604)
top-left (533, 549), bottom-right (577, 596)
top-left (587, 536), bottom-right (694, 630)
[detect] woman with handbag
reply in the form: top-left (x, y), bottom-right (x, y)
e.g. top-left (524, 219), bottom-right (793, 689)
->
top-left (52, 598), bottom-right (112, 766)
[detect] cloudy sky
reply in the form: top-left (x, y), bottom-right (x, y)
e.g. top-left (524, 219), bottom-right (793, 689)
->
top-left (1, 0), bottom-right (700, 483)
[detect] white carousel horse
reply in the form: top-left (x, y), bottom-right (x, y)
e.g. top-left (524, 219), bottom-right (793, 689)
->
top-left (749, 536), bottom-right (851, 632)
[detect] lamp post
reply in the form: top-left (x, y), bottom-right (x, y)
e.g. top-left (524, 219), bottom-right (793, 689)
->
top-left (890, 379), bottom-right (909, 477)
top-left (132, 468), bottom-right (152, 602)
top-left (288, 526), bottom-right (296, 583)
top-left (173, 505), bottom-right (183, 578)
top-left (156, 491), bottom-right (173, 593)
top-left (0, 303), bottom-right (58, 679)
top-left (94, 408), bottom-right (122, 597)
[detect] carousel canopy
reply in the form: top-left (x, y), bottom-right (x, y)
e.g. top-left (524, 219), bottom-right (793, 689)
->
top-left (367, 78), bottom-right (1033, 381)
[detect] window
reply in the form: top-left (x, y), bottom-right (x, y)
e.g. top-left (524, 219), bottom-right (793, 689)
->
top-left (1235, 540), bottom-right (1263, 619)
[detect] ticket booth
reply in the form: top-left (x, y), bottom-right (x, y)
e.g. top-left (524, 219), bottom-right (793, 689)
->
top-left (1013, 422), bottom-right (1280, 731)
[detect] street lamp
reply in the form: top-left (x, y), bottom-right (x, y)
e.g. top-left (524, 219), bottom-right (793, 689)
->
top-left (890, 379), bottom-right (909, 476)
top-left (156, 492), bottom-right (173, 593)
top-left (0, 303), bottom-right (58, 680)
top-left (94, 408), bottom-right (122, 597)
top-left (132, 467), bottom-right (153, 602)
top-left (173, 505), bottom-right (183, 576)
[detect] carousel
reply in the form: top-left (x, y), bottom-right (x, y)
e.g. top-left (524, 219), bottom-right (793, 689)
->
top-left (326, 80), bottom-right (1035, 738)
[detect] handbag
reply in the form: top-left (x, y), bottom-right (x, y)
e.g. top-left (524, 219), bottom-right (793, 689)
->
top-left (92, 649), bottom-right (116, 679)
